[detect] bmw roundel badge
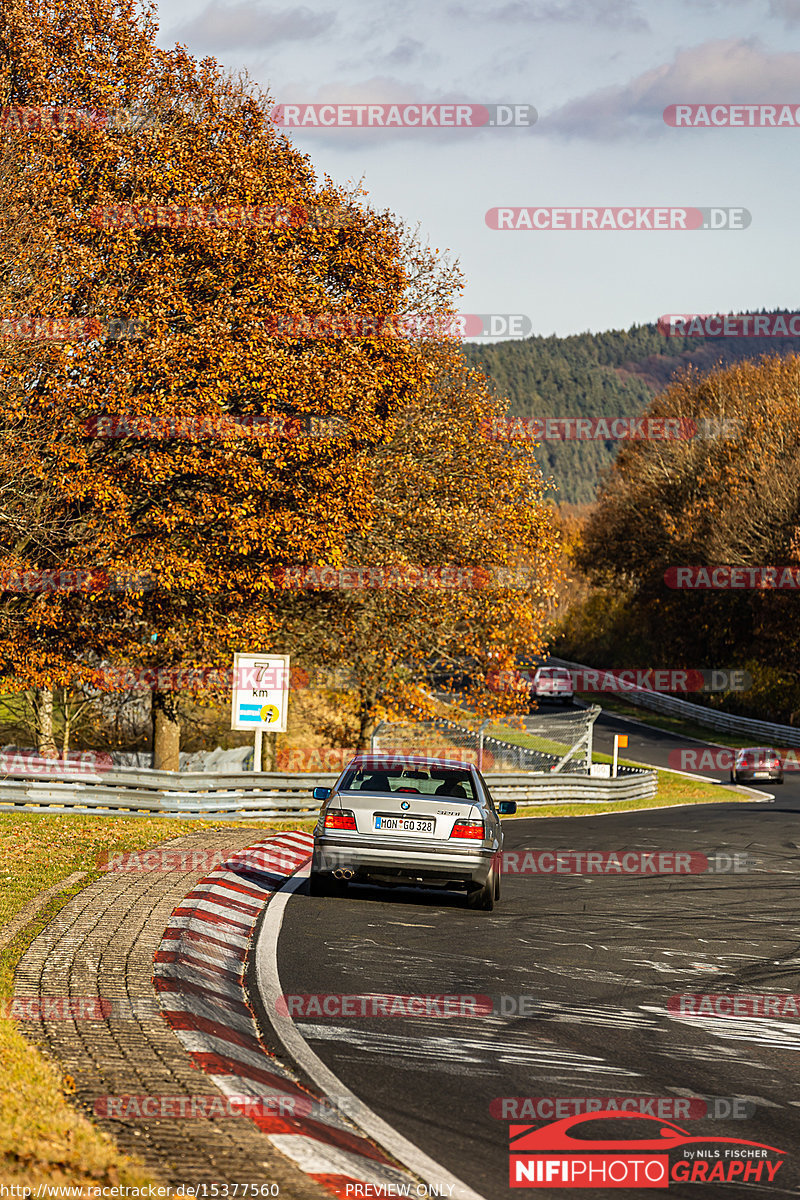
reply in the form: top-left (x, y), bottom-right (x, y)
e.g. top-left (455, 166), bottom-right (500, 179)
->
top-left (401, 800), bottom-right (410, 810)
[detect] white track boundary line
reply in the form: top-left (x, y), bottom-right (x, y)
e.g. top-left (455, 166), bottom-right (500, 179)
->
top-left (255, 868), bottom-right (489, 1200)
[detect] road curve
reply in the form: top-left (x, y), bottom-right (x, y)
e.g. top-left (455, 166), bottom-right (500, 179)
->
top-left (261, 721), bottom-right (800, 1199)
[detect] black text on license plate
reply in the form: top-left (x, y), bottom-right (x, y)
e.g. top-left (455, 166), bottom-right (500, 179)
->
top-left (375, 816), bottom-right (435, 834)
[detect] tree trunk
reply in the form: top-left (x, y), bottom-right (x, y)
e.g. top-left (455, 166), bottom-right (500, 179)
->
top-left (37, 689), bottom-right (58, 758)
top-left (153, 692), bottom-right (180, 770)
top-left (356, 689), bottom-right (377, 751)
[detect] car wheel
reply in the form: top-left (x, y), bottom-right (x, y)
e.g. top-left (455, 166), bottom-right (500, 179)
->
top-left (466, 870), bottom-right (495, 912)
top-left (775, 776), bottom-right (784, 785)
top-left (562, 697), bottom-right (571, 707)
top-left (494, 871), bottom-right (500, 901)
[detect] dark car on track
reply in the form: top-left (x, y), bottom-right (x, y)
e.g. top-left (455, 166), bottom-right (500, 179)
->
top-left (310, 753), bottom-right (516, 910)
top-left (730, 747), bottom-right (783, 785)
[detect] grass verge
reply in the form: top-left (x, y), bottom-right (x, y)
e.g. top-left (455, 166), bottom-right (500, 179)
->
top-left (0, 814), bottom-right (314, 1191)
top-left (572, 693), bottom-right (754, 748)
top-left (507, 763), bottom-right (752, 820)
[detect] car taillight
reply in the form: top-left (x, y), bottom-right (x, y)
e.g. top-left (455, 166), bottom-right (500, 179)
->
top-left (324, 809), bottom-right (357, 831)
top-left (450, 819), bottom-right (484, 839)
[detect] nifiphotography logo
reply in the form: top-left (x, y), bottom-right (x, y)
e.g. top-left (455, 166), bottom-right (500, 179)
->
top-left (508, 1111), bottom-right (785, 1188)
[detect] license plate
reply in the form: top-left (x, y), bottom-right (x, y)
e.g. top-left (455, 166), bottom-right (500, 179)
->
top-left (754, 771), bottom-right (769, 779)
top-left (374, 816), bottom-right (435, 835)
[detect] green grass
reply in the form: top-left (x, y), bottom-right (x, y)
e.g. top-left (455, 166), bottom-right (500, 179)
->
top-left (507, 764), bottom-right (749, 820)
top-left (574, 692), bottom-right (746, 747)
top-left (0, 813), bottom-right (314, 1191)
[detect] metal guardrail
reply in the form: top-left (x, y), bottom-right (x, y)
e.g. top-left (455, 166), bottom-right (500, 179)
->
top-left (0, 764), bottom-right (657, 817)
top-left (549, 656), bottom-right (800, 747)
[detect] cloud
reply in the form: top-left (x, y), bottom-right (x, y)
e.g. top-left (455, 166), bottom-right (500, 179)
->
top-left (382, 38), bottom-right (426, 67)
top-left (172, 3), bottom-right (335, 51)
top-left (769, 0), bottom-right (800, 24)
top-left (542, 37), bottom-right (800, 139)
top-left (447, 0), bottom-right (648, 30)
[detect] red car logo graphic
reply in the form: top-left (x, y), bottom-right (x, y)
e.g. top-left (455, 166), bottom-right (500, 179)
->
top-left (511, 1110), bottom-right (784, 1154)
top-left (509, 1112), bottom-right (785, 1189)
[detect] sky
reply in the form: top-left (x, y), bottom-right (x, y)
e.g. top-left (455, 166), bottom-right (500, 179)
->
top-left (151, 0), bottom-right (800, 337)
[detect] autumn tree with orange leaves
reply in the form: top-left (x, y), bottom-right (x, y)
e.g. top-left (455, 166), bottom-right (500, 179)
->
top-left (568, 355), bottom-right (800, 716)
top-left (0, 0), bottom-right (560, 762)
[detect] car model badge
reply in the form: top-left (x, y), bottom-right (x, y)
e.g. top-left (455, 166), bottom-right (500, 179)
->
top-left (401, 800), bottom-right (410, 810)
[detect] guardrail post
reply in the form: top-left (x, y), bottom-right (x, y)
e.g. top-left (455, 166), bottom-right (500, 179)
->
top-left (477, 719), bottom-right (491, 771)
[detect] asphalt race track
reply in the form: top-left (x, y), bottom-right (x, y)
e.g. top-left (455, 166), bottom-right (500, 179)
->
top-left (264, 716), bottom-right (800, 1199)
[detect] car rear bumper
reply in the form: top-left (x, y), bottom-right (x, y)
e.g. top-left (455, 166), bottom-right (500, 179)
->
top-left (734, 770), bottom-right (782, 782)
top-left (313, 834), bottom-right (497, 888)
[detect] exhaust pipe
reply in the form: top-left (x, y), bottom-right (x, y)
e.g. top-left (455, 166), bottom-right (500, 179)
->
top-left (332, 867), bottom-right (355, 881)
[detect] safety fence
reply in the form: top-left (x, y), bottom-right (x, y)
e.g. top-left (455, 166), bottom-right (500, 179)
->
top-left (549, 656), bottom-right (800, 747)
top-left (0, 761), bottom-right (656, 818)
top-left (372, 706), bottom-right (601, 774)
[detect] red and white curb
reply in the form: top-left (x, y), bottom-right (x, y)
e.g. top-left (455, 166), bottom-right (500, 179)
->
top-left (153, 831), bottom-right (417, 1198)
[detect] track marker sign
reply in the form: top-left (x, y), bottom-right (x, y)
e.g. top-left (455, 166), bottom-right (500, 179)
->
top-left (231, 653), bottom-right (290, 733)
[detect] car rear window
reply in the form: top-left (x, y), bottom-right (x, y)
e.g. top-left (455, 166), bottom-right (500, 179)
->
top-left (340, 766), bottom-right (477, 801)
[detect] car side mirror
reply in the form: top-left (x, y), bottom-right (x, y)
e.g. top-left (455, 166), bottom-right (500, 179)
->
top-left (312, 786), bottom-right (331, 801)
top-left (498, 800), bottom-right (517, 815)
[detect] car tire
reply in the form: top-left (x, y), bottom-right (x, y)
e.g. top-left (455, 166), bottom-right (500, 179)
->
top-left (466, 870), bottom-right (495, 912)
top-left (494, 871), bottom-right (500, 901)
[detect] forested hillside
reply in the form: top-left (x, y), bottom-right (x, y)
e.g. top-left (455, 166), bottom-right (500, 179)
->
top-left (466, 319), bottom-right (800, 503)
